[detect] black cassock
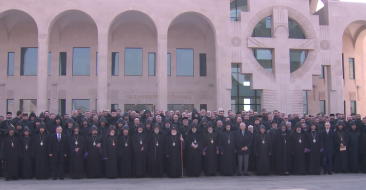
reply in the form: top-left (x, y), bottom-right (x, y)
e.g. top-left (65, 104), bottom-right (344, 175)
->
top-left (133, 132), bottom-right (148, 177)
top-left (32, 132), bottom-right (50, 179)
top-left (360, 131), bottom-right (366, 173)
top-left (275, 130), bottom-right (291, 174)
top-left (333, 130), bottom-right (348, 173)
top-left (102, 135), bottom-right (118, 178)
top-left (305, 131), bottom-right (322, 174)
top-left (20, 136), bottom-right (33, 178)
top-left (219, 130), bottom-right (236, 176)
top-left (68, 134), bottom-right (84, 178)
top-left (348, 129), bottom-right (360, 173)
top-left (254, 133), bottom-right (271, 175)
top-left (0, 135), bottom-right (23, 179)
top-left (165, 134), bottom-right (183, 178)
top-left (118, 134), bottom-right (133, 178)
top-left (202, 132), bottom-right (219, 176)
top-left (186, 132), bottom-right (203, 176)
top-left (290, 132), bottom-right (306, 175)
top-left (85, 134), bottom-right (103, 178)
top-left (147, 132), bottom-right (165, 177)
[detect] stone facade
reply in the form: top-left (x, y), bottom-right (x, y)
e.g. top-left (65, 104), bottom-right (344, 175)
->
top-left (0, 0), bottom-right (364, 116)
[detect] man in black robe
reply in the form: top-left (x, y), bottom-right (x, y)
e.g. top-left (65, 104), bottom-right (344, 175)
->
top-left (0, 112), bottom-right (12, 131)
top-left (291, 123), bottom-right (308, 175)
top-left (202, 122), bottom-right (219, 176)
top-left (0, 125), bottom-right (23, 181)
top-left (80, 117), bottom-right (91, 138)
top-left (186, 123), bottom-right (203, 177)
top-left (98, 116), bottom-right (108, 137)
top-left (48, 115), bottom-right (62, 135)
top-left (333, 121), bottom-right (348, 173)
top-left (48, 126), bottom-right (68, 180)
top-left (348, 122), bottom-right (360, 173)
top-left (115, 118), bottom-right (125, 136)
top-left (321, 121), bottom-right (334, 174)
top-left (32, 123), bottom-right (50, 179)
top-left (236, 122), bottom-right (252, 176)
top-left (84, 125), bottom-right (103, 178)
top-left (275, 123), bottom-right (291, 175)
top-left (102, 126), bottom-right (118, 178)
top-left (219, 122), bottom-right (236, 176)
top-left (118, 124), bottom-right (133, 178)
top-left (165, 125), bottom-right (184, 178)
top-left (254, 125), bottom-right (271, 175)
top-left (268, 122), bottom-right (278, 172)
top-left (147, 123), bottom-right (165, 177)
top-left (133, 123), bottom-right (148, 177)
top-left (305, 122), bottom-right (322, 175)
top-left (63, 118), bottom-right (75, 137)
top-left (20, 126), bottom-right (33, 179)
top-left (11, 111), bottom-right (22, 127)
top-left (15, 121), bottom-right (24, 136)
top-left (68, 124), bottom-right (84, 179)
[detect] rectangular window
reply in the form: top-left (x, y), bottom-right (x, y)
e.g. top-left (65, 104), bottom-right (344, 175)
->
top-left (96, 52), bottom-right (98, 76)
top-left (167, 104), bottom-right (194, 113)
top-left (342, 53), bottom-right (344, 79)
top-left (72, 47), bottom-right (90, 75)
top-left (19, 99), bottom-right (37, 113)
top-left (319, 65), bottom-right (324, 79)
top-left (111, 52), bottom-right (119, 76)
top-left (48, 52), bottom-right (51, 76)
top-left (58, 99), bottom-right (66, 116)
top-left (350, 101), bottom-right (357, 114)
top-left (199, 53), bottom-right (207, 76)
top-left (349, 58), bottom-right (355, 79)
top-left (72, 99), bottom-right (90, 113)
top-left (303, 91), bottom-right (308, 115)
top-left (125, 48), bottom-right (142, 76)
top-left (148, 52), bottom-right (155, 76)
top-left (253, 49), bottom-right (272, 72)
top-left (200, 104), bottom-right (207, 111)
top-left (59, 52), bottom-right (67, 76)
top-left (111, 104), bottom-right (119, 110)
top-left (6, 99), bottom-right (13, 113)
top-left (124, 104), bottom-right (155, 112)
top-left (7, 52), bottom-right (14, 76)
top-left (319, 100), bottom-right (326, 115)
top-left (176, 49), bottom-right (194, 76)
top-left (20, 47), bottom-right (38, 76)
top-left (344, 101), bottom-right (346, 116)
top-left (230, 0), bottom-right (248, 21)
top-left (167, 53), bottom-right (171, 76)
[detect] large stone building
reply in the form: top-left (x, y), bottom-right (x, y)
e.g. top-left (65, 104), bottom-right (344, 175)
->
top-left (0, 0), bottom-right (364, 116)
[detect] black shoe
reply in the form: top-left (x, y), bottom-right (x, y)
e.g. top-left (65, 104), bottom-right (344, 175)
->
top-left (237, 172), bottom-right (242, 176)
top-left (5, 178), bottom-right (9, 181)
top-left (323, 171), bottom-right (327, 175)
top-left (59, 177), bottom-right (64, 180)
top-left (328, 172), bottom-right (332, 175)
top-left (243, 173), bottom-right (250, 176)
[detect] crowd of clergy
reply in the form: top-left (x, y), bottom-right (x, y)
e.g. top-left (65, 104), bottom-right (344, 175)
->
top-left (0, 107), bottom-right (366, 181)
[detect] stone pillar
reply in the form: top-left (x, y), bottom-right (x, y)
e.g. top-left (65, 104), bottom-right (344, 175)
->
top-left (215, 40), bottom-right (231, 112)
top-left (37, 33), bottom-right (49, 114)
top-left (156, 34), bottom-right (168, 111)
top-left (97, 31), bottom-right (108, 110)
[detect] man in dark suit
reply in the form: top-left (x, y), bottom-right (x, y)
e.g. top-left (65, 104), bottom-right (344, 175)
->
top-left (48, 126), bottom-right (68, 180)
top-left (321, 121), bottom-right (334, 175)
top-left (236, 122), bottom-right (252, 176)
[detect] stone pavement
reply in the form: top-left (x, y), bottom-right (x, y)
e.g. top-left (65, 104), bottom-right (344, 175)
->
top-left (1, 173), bottom-right (365, 190)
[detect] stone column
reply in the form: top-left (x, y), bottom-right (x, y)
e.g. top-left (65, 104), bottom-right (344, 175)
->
top-left (97, 31), bottom-right (108, 110)
top-left (156, 33), bottom-right (168, 111)
top-left (215, 39), bottom-right (231, 112)
top-left (37, 33), bottom-right (49, 114)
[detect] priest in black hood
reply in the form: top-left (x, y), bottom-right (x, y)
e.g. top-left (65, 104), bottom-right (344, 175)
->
top-left (48, 115), bottom-right (62, 135)
top-left (186, 123), bottom-right (203, 177)
top-left (202, 122), bottom-right (219, 176)
top-left (32, 123), bottom-right (50, 179)
top-left (347, 122), bottom-right (360, 173)
top-left (133, 123), bottom-right (148, 177)
top-left (68, 124), bottom-right (84, 179)
top-left (115, 118), bottom-right (125, 136)
top-left (98, 116), bottom-right (108, 137)
top-left (165, 125), bottom-right (184, 178)
top-left (63, 118), bottom-right (75, 137)
top-left (15, 121), bottom-right (24, 136)
top-left (145, 120), bottom-right (153, 134)
top-left (333, 121), bottom-right (348, 173)
top-left (118, 124), bottom-right (133, 178)
top-left (84, 125), bottom-right (103, 178)
top-left (80, 117), bottom-right (91, 138)
top-left (20, 126), bottom-right (33, 179)
top-left (102, 125), bottom-right (118, 178)
top-left (0, 125), bottom-right (23, 181)
top-left (291, 123), bottom-right (308, 175)
top-left (107, 109), bottom-right (119, 126)
top-left (275, 123), bottom-right (291, 175)
top-left (147, 123), bottom-right (165, 177)
top-left (219, 122), bottom-right (236, 176)
top-left (305, 123), bottom-right (322, 175)
top-left (254, 125), bottom-right (271, 175)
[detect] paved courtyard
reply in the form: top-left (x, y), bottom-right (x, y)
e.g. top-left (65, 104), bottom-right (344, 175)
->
top-left (1, 173), bottom-right (365, 190)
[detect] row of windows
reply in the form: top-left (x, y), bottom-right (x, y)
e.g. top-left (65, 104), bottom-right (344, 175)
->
top-left (302, 91), bottom-right (357, 115)
top-left (7, 48), bottom-right (208, 77)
